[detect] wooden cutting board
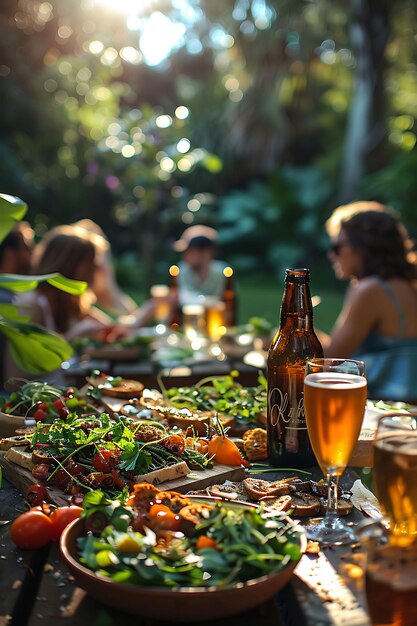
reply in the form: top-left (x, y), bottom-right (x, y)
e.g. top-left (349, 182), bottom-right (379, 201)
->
top-left (0, 453), bottom-right (246, 506)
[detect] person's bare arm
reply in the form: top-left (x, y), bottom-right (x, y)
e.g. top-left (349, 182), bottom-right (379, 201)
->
top-left (322, 280), bottom-right (382, 358)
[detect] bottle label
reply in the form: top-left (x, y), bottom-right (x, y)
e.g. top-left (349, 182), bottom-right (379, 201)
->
top-left (268, 387), bottom-right (306, 430)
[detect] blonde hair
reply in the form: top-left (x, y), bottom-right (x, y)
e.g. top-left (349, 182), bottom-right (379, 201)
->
top-left (325, 201), bottom-right (388, 238)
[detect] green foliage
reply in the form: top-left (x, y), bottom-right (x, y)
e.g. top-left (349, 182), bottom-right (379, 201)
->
top-left (0, 314), bottom-right (73, 376)
top-left (360, 147), bottom-right (417, 235)
top-left (0, 194), bottom-right (86, 374)
top-left (0, 273), bottom-right (86, 295)
top-left (0, 193), bottom-right (28, 243)
top-left (218, 165), bottom-right (333, 277)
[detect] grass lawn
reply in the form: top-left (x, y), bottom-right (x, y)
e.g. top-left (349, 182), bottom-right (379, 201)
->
top-left (236, 273), bottom-right (344, 333)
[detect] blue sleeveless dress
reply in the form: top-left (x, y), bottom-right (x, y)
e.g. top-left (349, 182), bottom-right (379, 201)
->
top-left (352, 280), bottom-right (417, 403)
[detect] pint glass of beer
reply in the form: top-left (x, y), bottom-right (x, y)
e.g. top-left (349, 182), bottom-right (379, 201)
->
top-left (365, 539), bottom-right (417, 626)
top-left (150, 284), bottom-right (171, 325)
top-left (373, 413), bottom-right (417, 541)
top-left (204, 297), bottom-right (227, 342)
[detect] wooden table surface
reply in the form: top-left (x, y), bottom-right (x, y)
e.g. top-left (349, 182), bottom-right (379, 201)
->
top-left (0, 469), bottom-right (372, 626)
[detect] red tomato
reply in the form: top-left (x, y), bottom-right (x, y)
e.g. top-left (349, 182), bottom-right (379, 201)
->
top-left (11, 510), bottom-right (53, 550)
top-left (33, 408), bottom-right (48, 422)
top-left (25, 484), bottom-right (48, 507)
top-left (49, 506), bottom-right (83, 541)
top-left (65, 459), bottom-right (85, 476)
top-left (70, 492), bottom-right (85, 507)
top-left (32, 464), bottom-right (51, 481)
top-left (93, 449), bottom-right (120, 472)
top-left (53, 469), bottom-right (72, 490)
top-left (208, 434), bottom-right (249, 467)
top-left (53, 398), bottom-right (65, 411)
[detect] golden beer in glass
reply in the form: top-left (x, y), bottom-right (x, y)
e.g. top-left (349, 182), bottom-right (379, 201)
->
top-left (373, 414), bottom-right (417, 541)
top-left (365, 543), bottom-right (417, 626)
top-left (204, 298), bottom-right (227, 342)
top-left (304, 371), bottom-right (367, 475)
top-left (303, 358), bottom-right (366, 545)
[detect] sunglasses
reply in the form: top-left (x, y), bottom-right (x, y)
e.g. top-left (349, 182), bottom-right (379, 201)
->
top-left (329, 242), bottom-right (347, 255)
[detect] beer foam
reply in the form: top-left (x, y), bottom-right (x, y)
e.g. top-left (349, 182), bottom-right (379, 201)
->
top-left (304, 372), bottom-right (367, 390)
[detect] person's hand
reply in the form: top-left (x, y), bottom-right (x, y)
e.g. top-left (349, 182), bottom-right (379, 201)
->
top-left (65, 317), bottom-right (109, 342)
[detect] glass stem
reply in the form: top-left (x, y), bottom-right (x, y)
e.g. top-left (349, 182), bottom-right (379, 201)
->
top-left (325, 472), bottom-right (339, 520)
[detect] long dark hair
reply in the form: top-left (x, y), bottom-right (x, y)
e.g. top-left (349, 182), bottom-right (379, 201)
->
top-left (326, 203), bottom-right (417, 281)
top-left (32, 226), bottom-right (98, 333)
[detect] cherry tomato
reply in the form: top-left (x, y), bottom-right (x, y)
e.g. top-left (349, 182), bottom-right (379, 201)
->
top-left (25, 484), bottom-right (48, 507)
top-left (93, 449), bottom-right (120, 472)
top-left (48, 510), bottom-right (80, 543)
top-left (49, 506), bottom-right (83, 541)
top-left (70, 492), bottom-right (85, 507)
top-left (53, 398), bottom-right (65, 411)
top-left (33, 408), bottom-right (48, 422)
top-left (65, 459), bottom-right (85, 476)
top-left (195, 535), bottom-right (218, 550)
top-left (53, 469), bottom-right (72, 490)
top-left (208, 434), bottom-right (249, 467)
top-left (38, 402), bottom-right (48, 411)
top-left (65, 388), bottom-right (75, 397)
top-left (11, 510), bottom-right (53, 550)
top-left (32, 463), bottom-right (51, 481)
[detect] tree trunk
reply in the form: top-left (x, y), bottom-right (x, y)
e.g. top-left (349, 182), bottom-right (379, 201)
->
top-left (339, 0), bottom-right (389, 202)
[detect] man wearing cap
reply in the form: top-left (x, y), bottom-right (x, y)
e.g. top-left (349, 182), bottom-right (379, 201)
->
top-left (173, 225), bottom-right (227, 305)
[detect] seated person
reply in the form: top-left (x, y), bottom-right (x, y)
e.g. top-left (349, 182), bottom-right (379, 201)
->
top-left (71, 219), bottom-right (138, 317)
top-left (173, 225), bottom-right (227, 305)
top-left (318, 201), bottom-right (417, 402)
top-left (4, 225), bottom-right (114, 384)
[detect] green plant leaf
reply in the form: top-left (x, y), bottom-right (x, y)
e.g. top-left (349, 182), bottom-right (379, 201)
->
top-left (0, 194), bottom-right (28, 243)
top-left (0, 318), bottom-right (73, 374)
top-left (0, 273), bottom-right (87, 294)
top-left (0, 303), bottom-right (31, 322)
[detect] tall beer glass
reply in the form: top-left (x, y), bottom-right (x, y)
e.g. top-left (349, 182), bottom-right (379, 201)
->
top-left (365, 539), bottom-right (417, 626)
top-left (304, 358), bottom-right (367, 545)
top-left (373, 413), bottom-right (417, 542)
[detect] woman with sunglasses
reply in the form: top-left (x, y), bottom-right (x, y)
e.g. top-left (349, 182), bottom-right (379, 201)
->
top-left (318, 201), bottom-right (417, 402)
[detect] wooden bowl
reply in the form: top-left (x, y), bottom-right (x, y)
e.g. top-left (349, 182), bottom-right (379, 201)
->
top-left (60, 500), bottom-right (305, 622)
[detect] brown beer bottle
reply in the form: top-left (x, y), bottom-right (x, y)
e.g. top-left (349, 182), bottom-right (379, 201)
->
top-left (222, 266), bottom-right (237, 327)
top-left (168, 264), bottom-right (182, 329)
top-left (267, 268), bottom-right (323, 468)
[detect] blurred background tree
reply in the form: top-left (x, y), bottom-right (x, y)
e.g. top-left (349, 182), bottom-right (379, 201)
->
top-left (0, 0), bottom-right (416, 308)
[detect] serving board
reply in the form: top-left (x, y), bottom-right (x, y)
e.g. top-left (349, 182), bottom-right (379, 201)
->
top-left (0, 453), bottom-right (246, 506)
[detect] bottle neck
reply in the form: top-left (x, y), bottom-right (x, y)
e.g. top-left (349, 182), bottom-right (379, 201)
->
top-left (280, 281), bottom-right (314, 330)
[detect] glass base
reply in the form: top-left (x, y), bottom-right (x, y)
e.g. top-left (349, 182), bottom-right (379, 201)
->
top-left (304, 515), bottom-right (357, 546)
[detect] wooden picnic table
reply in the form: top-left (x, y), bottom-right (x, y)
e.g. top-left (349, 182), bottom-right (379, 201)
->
top-left (0, 468), bottom-right (372, 626)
